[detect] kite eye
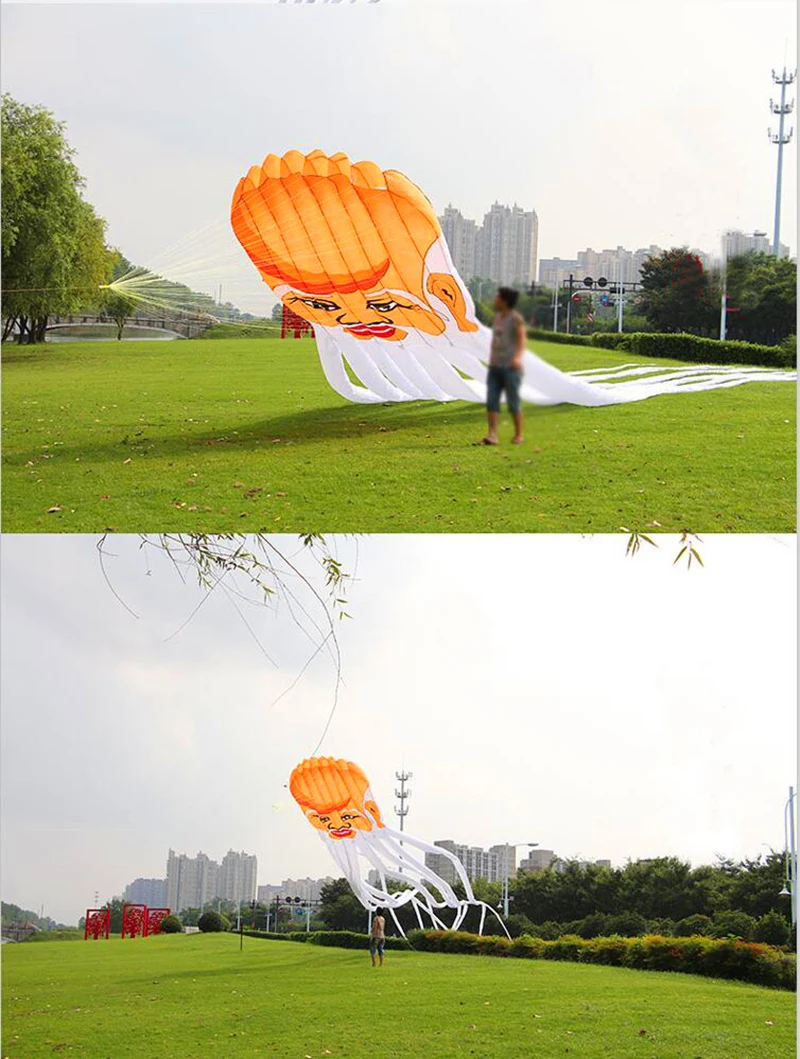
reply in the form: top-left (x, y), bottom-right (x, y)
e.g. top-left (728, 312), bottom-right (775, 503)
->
top-left (300, 298), bottom-right (339, 312)
top-left (367, 300), bottom-right (400, 313)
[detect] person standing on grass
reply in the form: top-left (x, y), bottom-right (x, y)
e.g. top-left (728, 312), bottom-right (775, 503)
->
top-left (482, 286), bottom-right (526, 446)
top-left (370, 909), bottom-right (386, 967)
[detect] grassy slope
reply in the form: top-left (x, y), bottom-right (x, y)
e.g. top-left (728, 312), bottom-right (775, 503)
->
top-left (2, 337), bottom-right (795, 532)
top-left (2, 934), bottom-right (794, 1059)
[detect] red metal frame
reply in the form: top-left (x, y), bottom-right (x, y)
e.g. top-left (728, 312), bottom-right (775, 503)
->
top-left (84, 908), bottom-right (110, 940)
top-left (121, 903), bottom-right (148, 939)
top-left (145, 907), bottom-right (171, 936)
top-left (280, 304), bottom-right (313, 339)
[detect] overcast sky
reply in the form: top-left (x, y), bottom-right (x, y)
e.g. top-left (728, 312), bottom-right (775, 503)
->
top-left (1, 533), bottom-right (795, 924)
top-left (1, 0), bottom-right (796, 314)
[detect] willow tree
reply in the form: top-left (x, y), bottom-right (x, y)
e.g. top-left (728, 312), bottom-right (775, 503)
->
top-left (1, 94), bottom-right (111, 343)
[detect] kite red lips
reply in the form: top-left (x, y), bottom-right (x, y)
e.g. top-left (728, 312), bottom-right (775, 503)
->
top-left (328, 826), bottom-right (356, 840)
top-left (344, 323), bottom-right (397, 339)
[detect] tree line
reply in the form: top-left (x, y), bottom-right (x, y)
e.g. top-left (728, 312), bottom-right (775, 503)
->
top-left (314, 853), bottom-right (794, 946)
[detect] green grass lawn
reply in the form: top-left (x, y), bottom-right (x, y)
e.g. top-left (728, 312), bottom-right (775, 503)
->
top-left (2, 934), bottom-right (794, 1059)
top-left (2, 337), bottom-right (795, 532)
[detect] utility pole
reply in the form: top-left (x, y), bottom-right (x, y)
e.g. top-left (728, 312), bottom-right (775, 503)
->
top-left (769, 67), bottom-right (795, 257)
top-left (565, 274), bottom-right (575, 334)
top-left (395, 770), bottom-right (412, 833)
top-left (783, 786), bottom-right (797, 927)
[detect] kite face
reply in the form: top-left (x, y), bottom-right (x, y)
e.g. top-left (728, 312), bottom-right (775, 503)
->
top-left (289, 757), bottom-right (384, 840)
top-left (230, 150), bottom-right (478, 345)
top-left (289, 756), bottom-right (509, 939)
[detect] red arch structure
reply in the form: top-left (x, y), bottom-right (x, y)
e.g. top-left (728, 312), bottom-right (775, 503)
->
top-left (281, 305), bottom-right (313, 339)
top-left (121, 903), bottom-right (148, 939)
top-left (146, 907), bottom-right (171, 935)
top-left (84, 908), bottom-right (110, 940)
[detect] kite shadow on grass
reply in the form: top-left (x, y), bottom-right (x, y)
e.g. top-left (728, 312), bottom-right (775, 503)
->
top-left (10, 400), bottom-right (576, 469)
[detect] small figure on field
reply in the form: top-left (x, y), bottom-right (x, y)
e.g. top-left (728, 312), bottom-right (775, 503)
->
top-left (483, 286), bottom-right (526, 445)
top-left (370, 909), bottom-right (386, 967)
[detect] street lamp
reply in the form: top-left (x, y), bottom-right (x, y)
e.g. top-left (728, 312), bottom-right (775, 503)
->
top-left (780, 786), bottom-right (797, 926)
top-left (502, 842), bottom-right (538, 918)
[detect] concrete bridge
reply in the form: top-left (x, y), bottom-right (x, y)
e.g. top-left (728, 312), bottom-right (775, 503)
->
top-left (48, 314), bottom-right (213, 339)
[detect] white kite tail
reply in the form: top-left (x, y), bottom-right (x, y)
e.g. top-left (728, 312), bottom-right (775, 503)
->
top-left (311, 318), bottom-right (795, 408)
top-left (319, 825), bottom-right (510, 940)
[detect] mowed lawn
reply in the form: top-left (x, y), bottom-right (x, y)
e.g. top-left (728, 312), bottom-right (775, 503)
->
top-left (2, 934), bottom-right (795, 1059)
top-left (1, 337), bottom-right (795, 533)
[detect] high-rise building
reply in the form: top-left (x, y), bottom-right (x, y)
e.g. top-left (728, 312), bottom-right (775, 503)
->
top-left (425, 840), bottom-right (507, 885)
top-left (166, 848), bottom-right (258, 911)
top-left (123, 877), bottom-right (168, 906)
top-left (438, 202), bottom-right (539, 287)
top-left (518, 849), bottom-right (556, 873)
top-left (575, 245), bottom-right (664, 285)
top-left (538, 258), bottom-right (578, 289)
top-left (440, 206), bottom-right (479, 281)
top-left (218, 850), bottom-right (258, 904)
top-left (724, 229), bottom-right (790, 259)
top-left (258, 876), bottom-right (335, 903)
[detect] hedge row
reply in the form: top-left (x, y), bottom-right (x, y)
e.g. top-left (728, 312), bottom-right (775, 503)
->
top-left (527, 328), bottom-right (796, 367)
top-left (408, 930), bottom-right (796, 991)
top-left (239, 929), bottom-right (408, 951)
top-left (242, 928), bottom-right (794, 990)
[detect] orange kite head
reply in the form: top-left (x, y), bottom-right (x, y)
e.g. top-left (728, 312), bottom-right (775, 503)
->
top-left (231, 150), bottom-right (477, 342)
top-left (289, 756), bottom-right (384, 841)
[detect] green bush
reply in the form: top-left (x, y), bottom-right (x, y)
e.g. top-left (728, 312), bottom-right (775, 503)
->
top-left (159, 915), bottom-right (183, 934)
top-left (405, 930), bottom-right (795, 990)
top-left (23, 930), bottom-right (83, 942)
top-left (528, 328), bottom-right (592, 346)
top-left (197, 911), bottom-right (229, 933)
top-left (675, 914), bottom-right (713, 936)
top-left (623, 331), bottom-right (794, 367)
top-left (755, 911), bottom-right (791, 947)
top-left (710, 911), bottom-right (758, 941)
top-left (527, 327), bottom-right (796, 367)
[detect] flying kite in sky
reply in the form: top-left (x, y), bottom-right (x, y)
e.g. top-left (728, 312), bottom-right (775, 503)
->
top-left (289, 756), bottom-right (508, 938)
top-left (231, 150), bottom-right (795, 406)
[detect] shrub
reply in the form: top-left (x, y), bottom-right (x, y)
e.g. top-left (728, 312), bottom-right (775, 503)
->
top-left (709, 911), bottom-right (758, 941)
top-left (755, 911), bottom-right (791, 947)
top-left (527, 328), bottom-right (592, 346)
top-left (24, 930), bottom-right (83, 942)
top-left (624, 331), bottom-right (793, 367)
top-left (606, 912), bottom-right (648, 937)
top-left (159, 915), bottom-right (183, 934)
top-left (590, 332), bottom-right (631, 351)
top-left (675, 914), bottom-right (713, 937)
top-left (404, 930), bottom-right (796, 990)
top-left (510, 934), bottom-right (546, 959)
top-left (197, 911), bottom-right (229, 933)
top-left (574, 913), bottom-right (611, 939)
top-left (504, 913), bottom-right (536, 938)
top-left (528, 327), bottom-right (795, 366)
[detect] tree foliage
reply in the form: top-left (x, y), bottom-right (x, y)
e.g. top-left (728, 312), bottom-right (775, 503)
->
top-left (724, 252), bottom-right (796, 345)
top-left (1, 94), bottom-right (112, 343)
top-left (635, 248), bottom-right (717, 335)
top-left (197, 910), bottom-right (229, 933)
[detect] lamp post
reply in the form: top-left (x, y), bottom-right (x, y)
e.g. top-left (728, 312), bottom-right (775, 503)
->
top-left (502, 842), bottom-right (538, 918)
top-left (780, 786), bottom-right (797, 926)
